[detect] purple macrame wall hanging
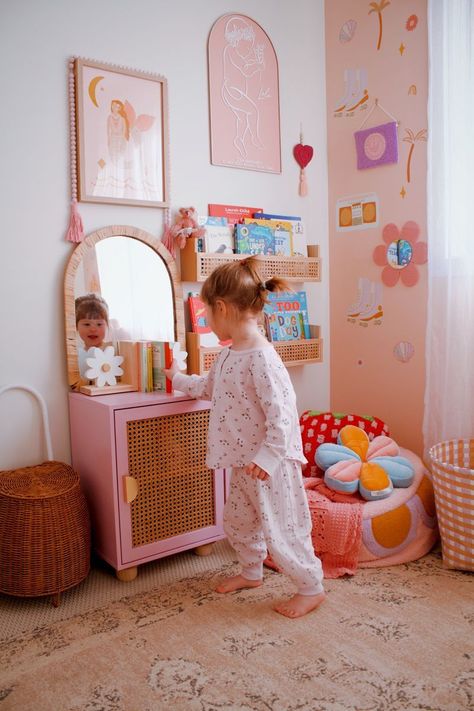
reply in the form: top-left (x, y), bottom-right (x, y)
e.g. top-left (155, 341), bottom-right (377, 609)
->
top-left (354, 120), bottom-right (398, 170)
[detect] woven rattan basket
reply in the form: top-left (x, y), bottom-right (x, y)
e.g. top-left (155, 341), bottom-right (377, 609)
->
top-left (0, 385), bottom-right (90, 604)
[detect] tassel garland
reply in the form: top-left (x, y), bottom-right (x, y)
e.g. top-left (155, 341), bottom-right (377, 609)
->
top-left (65, 200), bottom-right (84, 243)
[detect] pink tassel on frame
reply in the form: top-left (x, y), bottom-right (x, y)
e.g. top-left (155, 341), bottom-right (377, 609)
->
top-left (65, 200), bottom-right (84, 243)
top-left (161, 223), bottom-right (176, 258)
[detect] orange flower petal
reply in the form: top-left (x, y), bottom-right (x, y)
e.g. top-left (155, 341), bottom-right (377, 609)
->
top-left (339, 425), bottom-right (369, 460)
top-left (360, 462), bottom-right (391, 491)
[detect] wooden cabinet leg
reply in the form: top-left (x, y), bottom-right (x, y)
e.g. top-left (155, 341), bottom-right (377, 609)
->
top-left (194, 543), bottom-right (214, 556)
top-left (116, 566), bottom-right (138, 582)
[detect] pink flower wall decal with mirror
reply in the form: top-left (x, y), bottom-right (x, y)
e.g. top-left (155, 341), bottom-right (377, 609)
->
top-left (373, 221), bottom-right (427, 287)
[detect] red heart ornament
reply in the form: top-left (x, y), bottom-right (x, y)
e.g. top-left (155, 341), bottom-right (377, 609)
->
top-left (293, 144), bottom-right (314, 169)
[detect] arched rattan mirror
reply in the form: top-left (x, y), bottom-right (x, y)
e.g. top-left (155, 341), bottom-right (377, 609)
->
top-left (64, 224), bottom-right (184, 390)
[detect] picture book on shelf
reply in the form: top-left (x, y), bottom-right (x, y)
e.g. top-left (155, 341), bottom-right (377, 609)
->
top-left (197, 215), bottom-right (228, 226)
top-left (195, 216), bottom-right (229, 252)
top-left (264, 310), bottom-right (306, 342)
top-left (208, 204), bottom-right (263, 226)
top-left (188, 293), bottom-right (231, 347)
top-left (243, 217), bottom-right (293, 257)
top-left (263, 291), bottom-right (311, 341)
top-left (203, 223), bottom-right (234, 253)
top-left (235, 223), bottom-right (275, 255)
top-left (258, 213), bottom-right (307, 256)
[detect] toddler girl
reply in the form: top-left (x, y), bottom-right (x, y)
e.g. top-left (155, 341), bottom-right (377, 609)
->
top-left (164, 257), bottom-right (325, 618)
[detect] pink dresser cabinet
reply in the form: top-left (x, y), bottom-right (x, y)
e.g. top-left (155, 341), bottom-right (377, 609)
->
top-left (69, 391), bottom-right (226, 580)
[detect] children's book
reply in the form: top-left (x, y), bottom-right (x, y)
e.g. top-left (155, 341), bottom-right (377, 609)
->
top-left (203, 223), bottom-right (234, 254)
top-left (263, 291), bottom-right (311, 341)
top-left (265, 310), bottom-right (306, 341)
top-left (244, 217), bottom-right (293, 257)
top-left (208, 204), bottom-right (263, 227)
top-left (258, 213), bottom-right (307, 256)
top-left (197, 215), bottom-right (228, 226)
top-left (151, 341), bottom-right (173, 393)
top-left (188, 294), bottom-right (231, 347)
top-left (194, 216), bottom-right (229, 252)
top-left (137, 341), bottom-right (150, 392)
top-left (235, 223), bottom-right (275, 255)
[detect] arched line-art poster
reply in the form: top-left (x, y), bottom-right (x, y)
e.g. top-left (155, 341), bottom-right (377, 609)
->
top-left (208, 14), bottom-right (281, 173)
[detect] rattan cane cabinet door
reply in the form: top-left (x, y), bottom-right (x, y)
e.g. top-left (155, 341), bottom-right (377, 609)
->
top-left (115, 400), bottom-right (225, 565)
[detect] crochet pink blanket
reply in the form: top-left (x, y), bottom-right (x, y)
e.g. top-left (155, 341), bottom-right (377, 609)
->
top-left (265, 476), bottom-right (364, 578)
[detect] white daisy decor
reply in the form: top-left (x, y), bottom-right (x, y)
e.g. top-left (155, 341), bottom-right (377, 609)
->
top-left (85, 346), bottom-right (124, 387)
top-left (172, 342), bottom-right (188, 371)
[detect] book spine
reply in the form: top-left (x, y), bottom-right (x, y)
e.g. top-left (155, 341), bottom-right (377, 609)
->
top-left (165, 342), bottom-right (173, 393)
top-left (138, 342), bottom-right (148, 392)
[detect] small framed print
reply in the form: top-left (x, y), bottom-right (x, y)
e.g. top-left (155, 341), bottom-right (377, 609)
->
top-left (74, 58), bottom-right (169, 207)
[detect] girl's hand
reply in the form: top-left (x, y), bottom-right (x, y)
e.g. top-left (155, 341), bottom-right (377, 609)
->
top-left (163, 359), bottom-right (181, 381)
top-left (244, 462), bottom-right (269, 481)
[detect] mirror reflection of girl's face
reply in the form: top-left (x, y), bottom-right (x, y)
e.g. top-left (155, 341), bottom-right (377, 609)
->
top-left (77, 319), bottom-right (107, 349)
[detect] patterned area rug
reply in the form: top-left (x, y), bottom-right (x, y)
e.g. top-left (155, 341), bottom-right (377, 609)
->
top-left (1, 550), bottom-right (473, 710)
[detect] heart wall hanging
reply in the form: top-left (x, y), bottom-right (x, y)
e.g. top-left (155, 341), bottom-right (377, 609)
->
top-left (293, 128), bottom-right (314, 196)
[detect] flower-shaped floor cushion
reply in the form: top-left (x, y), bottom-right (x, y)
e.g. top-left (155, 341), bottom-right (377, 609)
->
top-left (315, 425), bottom-right (415, 501)
top-left (295, 413), bottom-right (438, 572)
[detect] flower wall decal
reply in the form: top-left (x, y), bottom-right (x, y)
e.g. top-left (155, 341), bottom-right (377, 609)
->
top-left (406, 14), bottom-right (418, 31)
top-left (85, 345), bottom-right (124, 387)
top-left (373, 221), bottom-right (427, 286)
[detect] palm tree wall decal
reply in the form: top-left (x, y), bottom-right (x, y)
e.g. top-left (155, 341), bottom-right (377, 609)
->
top-left (403, 129), bottom-right (427, 182)
top-left (369, 0), bottom-right (391, 50)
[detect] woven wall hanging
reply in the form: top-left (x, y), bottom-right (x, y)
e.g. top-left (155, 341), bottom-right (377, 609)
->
top-left (354, 99), bottom-right (399, 170)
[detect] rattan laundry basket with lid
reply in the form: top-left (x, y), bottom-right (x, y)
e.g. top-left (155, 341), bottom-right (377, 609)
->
top-left (0, 385), bottom-right (90, 605)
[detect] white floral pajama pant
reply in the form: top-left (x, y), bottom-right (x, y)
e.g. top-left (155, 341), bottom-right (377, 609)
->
top-left (224, 460), bottom-right (324, 595)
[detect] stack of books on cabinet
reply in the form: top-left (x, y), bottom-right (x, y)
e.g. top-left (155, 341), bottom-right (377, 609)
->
top-left (116, 340), bottom-right (174, 393)
top-left (182, 204), bottom-right (322, 375)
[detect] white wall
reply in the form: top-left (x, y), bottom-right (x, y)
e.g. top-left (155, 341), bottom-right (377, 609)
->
top-left (0, 0), bottom-right (329, 469)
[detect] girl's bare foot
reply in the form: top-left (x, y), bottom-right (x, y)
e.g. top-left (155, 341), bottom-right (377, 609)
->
top-left (215, 574), bottom-right (263, 594)
top-left (273, 591), bottom-right (326, 618)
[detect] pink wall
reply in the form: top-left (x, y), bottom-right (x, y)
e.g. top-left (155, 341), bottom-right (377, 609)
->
top-left (325, 0), bottom-right (428, 454)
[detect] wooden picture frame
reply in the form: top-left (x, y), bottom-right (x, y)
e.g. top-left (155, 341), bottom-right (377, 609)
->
top-left (73, 58), bottom-right (169, 208)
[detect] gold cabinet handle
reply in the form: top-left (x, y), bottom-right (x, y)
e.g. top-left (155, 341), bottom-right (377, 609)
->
top-left (123, 475), bottom-right (138, 503)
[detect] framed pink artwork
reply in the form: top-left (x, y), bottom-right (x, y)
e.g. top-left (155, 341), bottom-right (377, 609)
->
top-left (208, 14), bottom-right (281, 173)
top-left (74, 58), bottom-right (169, 207)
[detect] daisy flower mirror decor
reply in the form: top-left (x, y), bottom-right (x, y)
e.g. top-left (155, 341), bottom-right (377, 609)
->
top-left (85, 346), bottom-right (124, 387)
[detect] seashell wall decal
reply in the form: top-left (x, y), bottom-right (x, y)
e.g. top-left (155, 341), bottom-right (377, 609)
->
top-left (393, 341), bottom-right (415, 363)
top-left (339, 19), bottom-right (357, 43)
